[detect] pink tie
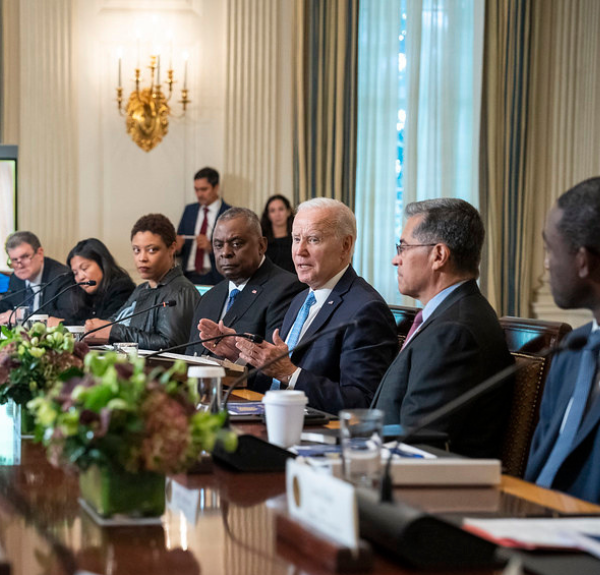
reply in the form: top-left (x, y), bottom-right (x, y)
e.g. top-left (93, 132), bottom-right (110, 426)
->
top-left (401, 310), bottom-right (423, 350)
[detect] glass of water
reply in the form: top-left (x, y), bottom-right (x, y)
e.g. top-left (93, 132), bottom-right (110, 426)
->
top-left (188, 366), bottom-right (226, 413)
top-left (339, 409), bottom-right (384, 489)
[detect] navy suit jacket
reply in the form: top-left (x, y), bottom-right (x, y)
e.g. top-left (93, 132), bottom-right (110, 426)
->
top-left (276, 267), bottom-right (398, 414)
top-left (177, 200), bottom-right (231, 285)
top-left (0, 257), bottom-right (83, 323)
top-left (372, 280), bottom-right (513, 458)
top-left (186, 258), bottom-right (304, 357)
top-left (525, 323), bottom-right (600, 503)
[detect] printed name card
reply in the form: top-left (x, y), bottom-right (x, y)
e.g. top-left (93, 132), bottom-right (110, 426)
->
top-left (286, 459), bottom-right (359, 549)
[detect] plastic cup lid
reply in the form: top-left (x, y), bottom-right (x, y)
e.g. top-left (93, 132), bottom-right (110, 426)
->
top-left (262, 390), bottom-right (308, 405)
top-left (188, 366), bottom-right (226, 378)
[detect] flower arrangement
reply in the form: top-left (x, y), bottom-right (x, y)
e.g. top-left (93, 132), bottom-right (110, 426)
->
top-left (0, 323), bottom-right (88, 406)
top-left (28, 352), bottom-right (237, 476)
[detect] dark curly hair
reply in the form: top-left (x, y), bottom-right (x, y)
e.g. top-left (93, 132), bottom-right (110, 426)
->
top-left (130, 214), bottom-right (177, 247)
top-left (260, 195), bottom-right (294, 241)
top-left (557, 177), bottom-right (600, 254)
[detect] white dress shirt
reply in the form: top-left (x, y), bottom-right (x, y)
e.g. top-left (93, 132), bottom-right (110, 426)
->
top-left (186, 198), bottom-right (222, 273)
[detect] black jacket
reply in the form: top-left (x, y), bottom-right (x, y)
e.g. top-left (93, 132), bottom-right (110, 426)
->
top-left (71, 275), bottom-right (136, 324)
top-left (109, 266), bottom-right (200, 350)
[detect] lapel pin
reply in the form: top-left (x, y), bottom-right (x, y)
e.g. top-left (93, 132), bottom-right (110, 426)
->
top-left (252, 290), bottom-right (257, 294)
top-left (327, 300), bottom-right (333, 305)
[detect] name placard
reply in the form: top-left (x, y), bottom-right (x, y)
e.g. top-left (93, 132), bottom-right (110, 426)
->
top-left (286, 459), bottom-right (359, 549)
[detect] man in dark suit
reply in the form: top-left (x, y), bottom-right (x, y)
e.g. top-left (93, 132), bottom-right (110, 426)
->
top-left (372, 199), bottom-right (513, 458)
top-left (525, 178), bottom-right (600, 503)
top-left (176, 167), bottom-right (231, 285)
top-left (0, 231), bottom-right (82, 324)
top-left (185, 207), bottom-right (304, 359)
top-left (235, 198), bottom-right (398, 414)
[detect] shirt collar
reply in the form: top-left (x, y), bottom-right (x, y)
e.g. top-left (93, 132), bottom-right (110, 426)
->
top-left (421, 280), bottom-right (467, 324)
top-left (309, 265), bottom-right (349, 306)
top-left (228, 256), bottom-right (266, 293)
top-left (26, 265), bottom-right (44, 287)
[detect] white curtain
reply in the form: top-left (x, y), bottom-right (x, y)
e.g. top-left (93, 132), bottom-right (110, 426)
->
top-left (354, 0), bottom-right (403, 303)
top-left (355, 0), bottom-right (484, 304)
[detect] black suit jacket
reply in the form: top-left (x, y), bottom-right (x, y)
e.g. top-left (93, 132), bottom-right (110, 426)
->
top-left (372, 280), bottom-right (513, 458)
top-left (0, 257), bottom-right (83, 323)
top-left (186, 258), bottom-right (304, 356)
top-left (272, 266), bottom-right (398, 414)
top-left (525, 323), bottom-right (600, 503)
top-left (177, 200), bottom-right (231, 285)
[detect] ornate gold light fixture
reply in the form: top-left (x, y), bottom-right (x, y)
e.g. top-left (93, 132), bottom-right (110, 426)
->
top-left (116, 50), bottom-right (190, 152)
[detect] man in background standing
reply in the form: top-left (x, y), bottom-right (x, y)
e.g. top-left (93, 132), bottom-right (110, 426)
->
top-left (176, 167), bottom-right (231, 285)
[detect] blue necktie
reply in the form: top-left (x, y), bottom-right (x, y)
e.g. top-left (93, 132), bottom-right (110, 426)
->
top-left (226, 288), bottom-right (240, 313)
top-left (536, 331), bottom-right (600, 488)
top-left (271, 292), bottom-right (316, 390)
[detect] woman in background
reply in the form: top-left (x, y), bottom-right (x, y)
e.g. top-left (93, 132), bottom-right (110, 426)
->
top-left (67, 238), bottom-right (135, 323)
top-left (260, 194), bottom-right (296, 274)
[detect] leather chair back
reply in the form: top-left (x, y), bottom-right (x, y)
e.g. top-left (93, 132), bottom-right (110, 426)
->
top-left (499, 316), bottom-right (572, 477)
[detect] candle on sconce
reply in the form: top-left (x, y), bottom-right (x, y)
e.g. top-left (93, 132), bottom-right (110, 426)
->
top-left (117, 48), bottom-right (122, 87)
top-left (183, 51), bottom-right (189, 90)
top-left (157, 55), bottom-right (161, 85)
top-left (136, 31), bottom-right (141, 69)
top-left (168, 31), bottom-right (173, 69)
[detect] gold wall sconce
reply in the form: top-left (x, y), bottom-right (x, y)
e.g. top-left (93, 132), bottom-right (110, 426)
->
top-left (116, 48), bottom-right (190, 152)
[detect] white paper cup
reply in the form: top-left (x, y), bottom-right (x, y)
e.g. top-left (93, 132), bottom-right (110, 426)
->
top-left (262, 390), bottom-right (308, 448)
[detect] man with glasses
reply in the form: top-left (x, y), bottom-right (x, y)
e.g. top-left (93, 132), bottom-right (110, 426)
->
top-left (0, 231), bottom-right (82, 325)
top-left (372, 199), bottom-right (513, 458)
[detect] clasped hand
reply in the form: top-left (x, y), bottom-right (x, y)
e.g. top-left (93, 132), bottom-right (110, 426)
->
top-left (235, 329), bottom-right (297, 379)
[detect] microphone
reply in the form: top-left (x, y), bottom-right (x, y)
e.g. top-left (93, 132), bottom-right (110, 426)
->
top-left (21, 280), bottom-right (97, 325)
top-left (78, 299), bottom-right (177, 341)
top-left (211, 320), bottom-right (358, 473)
top-left (143, 332), bottom-right (265, 359)
top-left (6, 272), bottom-right (71, 327)
top-left (378, 332), bottom-right (588, 503)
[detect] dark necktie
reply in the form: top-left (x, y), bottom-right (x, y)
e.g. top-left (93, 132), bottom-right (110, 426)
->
top-left (24, 284), bottom-right (35, 312)
top-left (401, 310), bottom-right (423, 350)
top-left (226, 288), bottom-right (240, 313)
top-left (536, 331), bottom-right (600, 487)
top-left (194, 206), bottom-right (210, 273)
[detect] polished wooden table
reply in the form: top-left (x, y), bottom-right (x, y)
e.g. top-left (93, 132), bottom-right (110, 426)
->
top-left (1, 400), bottom-right (599, 575)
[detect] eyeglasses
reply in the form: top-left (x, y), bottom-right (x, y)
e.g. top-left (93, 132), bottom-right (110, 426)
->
top-left (395, 241), bottom-right (437, 255)
top-left (9, 252), bottom-right (36, 267)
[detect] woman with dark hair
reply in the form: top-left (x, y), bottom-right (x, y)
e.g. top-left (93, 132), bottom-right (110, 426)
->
top-left (67, 238), bottom-right (135, 323)
top-left (260, 195), bottom-right (296, 274)
top-left (83, 214), bottom-right (200, 350)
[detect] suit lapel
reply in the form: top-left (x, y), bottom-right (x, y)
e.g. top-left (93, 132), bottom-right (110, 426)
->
top-left (207, 283), bottom-right (229, 323)
top-left (221, 259), bottom-right (272, 325)
top-left (400, 280), bottom-right (479, 352)
top-left (288, 267), bottom-right (355, 359)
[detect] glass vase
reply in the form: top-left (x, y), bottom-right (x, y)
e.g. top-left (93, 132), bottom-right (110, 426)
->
top-left (79, 464), bottom-right (165, 518)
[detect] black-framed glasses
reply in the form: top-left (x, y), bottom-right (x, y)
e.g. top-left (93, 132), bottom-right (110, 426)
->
top-left (395, 241), bottom-right (437, 255)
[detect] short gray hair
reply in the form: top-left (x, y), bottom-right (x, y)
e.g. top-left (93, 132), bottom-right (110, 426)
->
top-left (296, 198), bottom-right (357, 241)
top-left (405, 198), bottom-right (484, 277)
top-left (216, 207), bottom-right (263, 237)
top-left (5, 231), bottom-right (42, 253)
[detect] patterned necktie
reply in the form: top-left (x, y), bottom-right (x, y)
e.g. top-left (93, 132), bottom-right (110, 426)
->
top-left (536, 331), bottom-right (600, 488)
top-left (194, 206), bottom-right (210, 273)
top-left (226, 288), bottom-right (240, 313)
top-left (271, 292), bottom-right (317, 390)
top-left (401, 310), bottom-right (423, 350)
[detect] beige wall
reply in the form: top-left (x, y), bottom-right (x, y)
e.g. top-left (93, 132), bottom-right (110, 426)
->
top-left (1, 0), bottom-right (293, 279)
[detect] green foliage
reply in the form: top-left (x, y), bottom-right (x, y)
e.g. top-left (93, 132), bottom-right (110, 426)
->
top-left (0, 324), bottom-right (87, 406)
top-left (29, 353), bottom-right (237, 475)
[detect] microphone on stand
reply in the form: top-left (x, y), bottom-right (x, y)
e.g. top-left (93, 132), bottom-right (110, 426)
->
top-left (6, 272), bottom-right (71, 328)
top-left (354, 333), bottom-right (589, 570)
top-left (78, 299), bottom-right (177, 341)
top-left (143, 332), bottom-right (264, 359)
top-left (210, 320), bottom-right (358, 473)
top-left (21, 280), bottom-right (97, 325)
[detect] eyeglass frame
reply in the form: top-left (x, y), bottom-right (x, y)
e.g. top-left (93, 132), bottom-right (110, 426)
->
top-left (395, 240), bottom-right (437, 255)
top-left (8, 251), bottom-right (38, 268)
